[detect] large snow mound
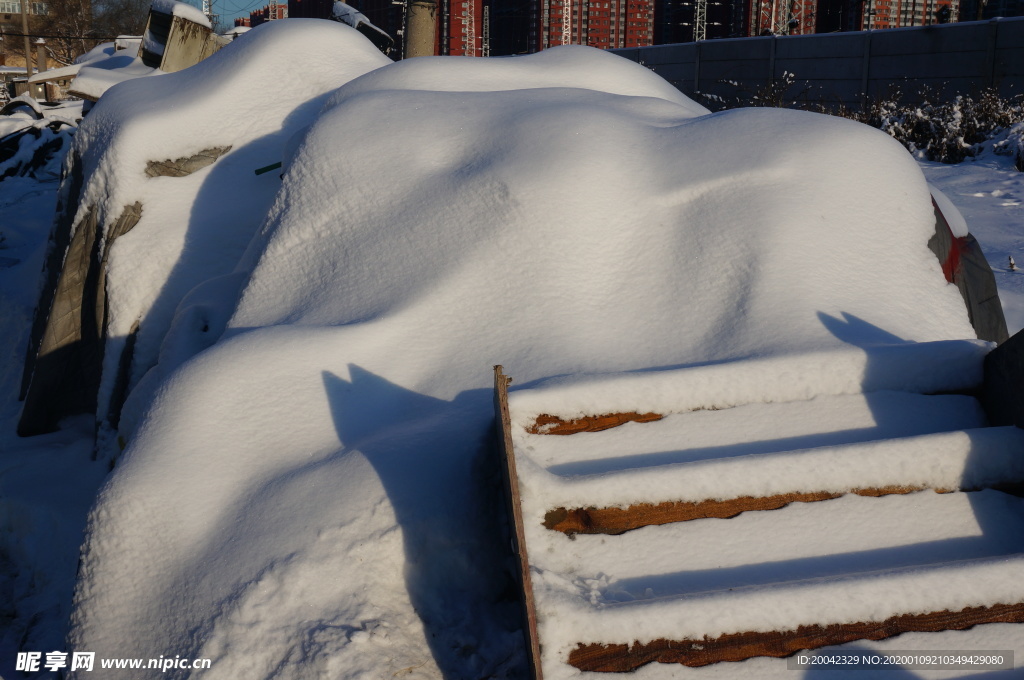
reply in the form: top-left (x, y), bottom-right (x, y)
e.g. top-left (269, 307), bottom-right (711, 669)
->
top-left (326, 45), bottom-right (709, 115)
top-left (231, 89), bottom-right (973, 393)
top-left (70, 46), bottom-right (985, 680)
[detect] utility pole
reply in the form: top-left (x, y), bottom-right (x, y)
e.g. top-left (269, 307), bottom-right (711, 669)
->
top-left (405, 0), bottom-right (437, 57)
top-left (482, 3), bottom-right (489, 55)
top-left (694, 0), bottom-right (707, 40)
top-left (203, 0), bottom-right (219, 29)
top-left (21, 0), bottom-right (31, 77)
top-left (561, 0), bottom-right (571, 44)
top-left (34, 37), bottom-right (45, 73)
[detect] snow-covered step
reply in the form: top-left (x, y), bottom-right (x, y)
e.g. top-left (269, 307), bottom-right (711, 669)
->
top-left (506, 340), bottom-right (992, 434)
top-left (550, 555), bottom-right (1024, 673)
top-left (532, 491), bottom-right (1024, 601)
top-left (492, 358), bottom-right (1024, 678)
top-left (519, 391), bottom-right (989, 473)
top-left (511, 387), bottom-right (1024, 535)
top-left (531, 491), bottom-right (1024, 673)
top-left (522, 426), bottom-right (1024, 535)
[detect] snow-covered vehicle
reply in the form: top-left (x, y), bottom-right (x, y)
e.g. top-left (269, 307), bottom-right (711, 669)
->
top-left (11, 18), bottom-right (1023, 679)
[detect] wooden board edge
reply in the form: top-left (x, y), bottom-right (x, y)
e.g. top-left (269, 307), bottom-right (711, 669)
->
top-left (494, 365), bottom-right (544, 680)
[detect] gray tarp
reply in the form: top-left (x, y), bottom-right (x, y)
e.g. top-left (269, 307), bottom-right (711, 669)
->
top-left (927, 200), bottom-right (1009, 345)
top-left (18, 145), bottom-right (229, 437)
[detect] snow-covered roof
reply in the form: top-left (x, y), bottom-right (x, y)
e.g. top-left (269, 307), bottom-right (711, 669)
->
top-left (27, 62), bottom-right (80, 83)
top-left (150, 0), bottom-right (212, 27)
top-left (68, 57), bottom-right (155, 101)
top-left (73, 41), bottom-right (117, 65)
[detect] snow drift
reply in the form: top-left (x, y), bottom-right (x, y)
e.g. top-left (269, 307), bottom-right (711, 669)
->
top-left (66, 39), bottom-right (992, 680)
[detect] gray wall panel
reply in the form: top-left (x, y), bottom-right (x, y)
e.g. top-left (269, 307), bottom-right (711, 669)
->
top-left (701, 39), bottom-right (773, 59)
top-left (775, 33), bottom-right (867, 58)
top-left (609, 17), bottom-right (1024, 110)
top-left (774, 57), bottom-right (864, 79)
top-left (870, 23), bottom-right (993, 55)
top-left (868, 52), bottom-right (990, 78)
top-left (995, 20), bottom-right (1024, 48)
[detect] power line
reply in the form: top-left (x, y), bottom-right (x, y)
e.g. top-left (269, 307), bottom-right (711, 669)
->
top-left (0, 31), bottom-right (120, 39)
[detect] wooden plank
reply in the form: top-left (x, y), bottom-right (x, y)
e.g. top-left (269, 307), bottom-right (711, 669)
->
top-left (494, 366), bottom-right (544, 680)
top-left (568, 602), bottom-right (1024, 672)
top-left (543, 486), bottom-right (951, 535)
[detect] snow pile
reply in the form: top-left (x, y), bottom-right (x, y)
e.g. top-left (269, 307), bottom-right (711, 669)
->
top-left (231, 89), bottom-right (971, 391)
top-left (69, 45), bottom-right (993, 680)
top-left (63, 19), bottom-right (390, 427)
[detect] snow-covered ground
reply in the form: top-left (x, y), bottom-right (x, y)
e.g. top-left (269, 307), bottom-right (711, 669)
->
top-left (0, 28), bottom-right (1022, 680)
top-left (0, 128), bottom-right (109, 678)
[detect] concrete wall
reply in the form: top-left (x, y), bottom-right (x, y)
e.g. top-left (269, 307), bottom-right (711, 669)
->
top-left (612, 17), bottom-right (1024, 109)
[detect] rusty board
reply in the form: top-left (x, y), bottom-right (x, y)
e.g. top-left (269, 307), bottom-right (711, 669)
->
top-left (528, 411), bottom-right (664, 435)
top-left (543, 485), bottom-right (955, 536)
top-left (568, 602), bottom-right (1024, 672)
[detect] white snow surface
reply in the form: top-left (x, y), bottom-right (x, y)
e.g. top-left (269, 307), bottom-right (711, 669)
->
top-left (73, 42), bottom-right (118, 65)
top-left (30, 42), bottom-right (1012, 680)
top-left (928, 183), bottom-right (969, 238)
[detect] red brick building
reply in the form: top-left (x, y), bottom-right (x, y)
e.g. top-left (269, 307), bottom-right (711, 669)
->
top-left (535, 0), bottom-right (654, 49)
top-left (748, 0), bottom-right (816, 34)
top-left (249, 2), bottom-right (289, 26)
top-left (862, 0), bottom-right (956, 29)
top-left (442, 0), bottom-right (487, 55)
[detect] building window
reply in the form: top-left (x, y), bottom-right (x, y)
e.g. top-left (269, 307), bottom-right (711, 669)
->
top-left (32, 1), bottom-right (46, 13)
top-left (0, 0), bottom-right (20, 12)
